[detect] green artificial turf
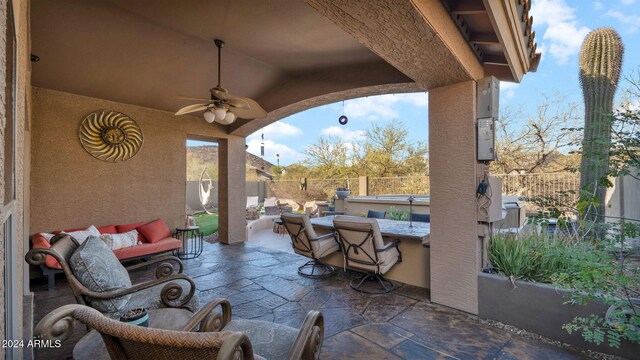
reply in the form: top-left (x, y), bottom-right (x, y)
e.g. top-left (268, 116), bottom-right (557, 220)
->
top-left (193, 212), bottom-right (219, 236)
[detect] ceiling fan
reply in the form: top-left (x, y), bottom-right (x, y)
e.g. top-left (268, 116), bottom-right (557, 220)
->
top-left (175, 39), bottom-right (267, 125)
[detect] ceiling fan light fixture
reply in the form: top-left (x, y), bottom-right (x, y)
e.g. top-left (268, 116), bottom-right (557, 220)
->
top-left (203, 110), bottom-right (216, 123)
top-left (216, 114), bottom-right (235, 125)
top-left (223, 111), bottom-right (236, 123)
top-left (214, 108), bottom-right (228, 121)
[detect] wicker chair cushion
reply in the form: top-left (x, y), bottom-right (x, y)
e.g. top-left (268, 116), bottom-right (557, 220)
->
top-left (70, 236), bottom-right (132, 313)
top-left (223, 319), bottom-right (297, 360)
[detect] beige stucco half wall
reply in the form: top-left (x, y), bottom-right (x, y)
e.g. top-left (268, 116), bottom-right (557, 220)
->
top-left (30, 87), bottom-right (246, 244)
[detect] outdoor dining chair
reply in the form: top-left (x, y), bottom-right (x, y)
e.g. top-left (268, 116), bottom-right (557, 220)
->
top-left (280, 213), bottom-right (339, 278)
top-left (366, 210), bottom-right (386, 219)
top-left (333, 216), bottom-right (402, 294)
top-left (246, 196), bottom-right (259, 208)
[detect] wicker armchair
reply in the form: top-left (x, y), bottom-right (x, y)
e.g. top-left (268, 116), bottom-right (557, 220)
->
top-left (26, 234), bottom-right (197, 317)
top-left (35, 299), bottom-right (325, 360)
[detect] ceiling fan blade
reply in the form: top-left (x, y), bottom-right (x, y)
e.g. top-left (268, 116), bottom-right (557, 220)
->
top-left (226, 95), bottom-right (251, 110)
top-left (231, 97), bottom-right (267, 120)
top-left (211, 86), bottom-right (252, 110)
top-left (175, 103), bottom-right (210, 116)
top-left (177, 95), bottom-right (212, 102)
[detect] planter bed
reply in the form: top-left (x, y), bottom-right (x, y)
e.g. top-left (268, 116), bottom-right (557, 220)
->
top-left (478, 272), bottom-right (639, 359)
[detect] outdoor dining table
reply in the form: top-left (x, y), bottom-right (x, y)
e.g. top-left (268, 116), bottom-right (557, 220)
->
top-left (309, 215), bottom-right (431, 289)
top-left (309, 215), bottom-right (430, 247)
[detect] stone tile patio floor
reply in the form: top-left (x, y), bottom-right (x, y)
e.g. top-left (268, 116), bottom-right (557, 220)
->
top-left (32, 241), bottom-right (589, 359)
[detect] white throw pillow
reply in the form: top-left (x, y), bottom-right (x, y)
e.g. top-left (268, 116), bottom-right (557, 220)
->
top-left (62, 225), bottom-right (101, 244)
top-left (40, 232), bottom-right (56, 241)
top-left (100, 230), bottom-right (139, 251)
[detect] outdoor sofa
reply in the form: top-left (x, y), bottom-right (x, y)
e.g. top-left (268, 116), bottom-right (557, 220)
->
top-left (30, 219), bottom-right (182, 289)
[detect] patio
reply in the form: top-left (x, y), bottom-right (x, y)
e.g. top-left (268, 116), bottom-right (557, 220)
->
top-left (32, 241), bottom-right (585, 360)
top-left (0, 0), bottom-right (551, 358)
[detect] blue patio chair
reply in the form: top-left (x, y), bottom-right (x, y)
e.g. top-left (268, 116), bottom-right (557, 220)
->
top-left (366, 210), bottom-right (386, 219)
top-left (410, 213), bottom-right (430, 223)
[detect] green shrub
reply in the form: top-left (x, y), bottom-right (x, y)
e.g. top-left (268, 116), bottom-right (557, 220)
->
top-left (488, 232), bottom-right (603, 284)
top-left (488, 230), bottom-right (639, 348)
top-left (386, 206), bottom-right (409, 221)
top-left (488, 233), bottom-right (540, 282)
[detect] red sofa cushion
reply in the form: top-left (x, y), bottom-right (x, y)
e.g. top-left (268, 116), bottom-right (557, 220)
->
top-left (137, 219), bottom-right (171, 244)
top-left (97, 224), bottom-right (118, 234)
top-left (113, 237), bottom-right (181, 259)
top-left (31, 234), bottom-right (62, 269)
top-left (116, 222), bottom-right (145, 242)
top-left (33, 221), bottom-right (179, 270)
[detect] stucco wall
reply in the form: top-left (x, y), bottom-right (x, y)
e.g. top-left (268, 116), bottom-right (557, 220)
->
top-left (429, 80), bottom-right (481, 314)
top-left (30, 87), bottom-right (241, 234)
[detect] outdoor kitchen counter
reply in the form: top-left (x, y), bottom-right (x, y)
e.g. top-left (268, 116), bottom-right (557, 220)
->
top-left (310, 215), bottom-right (431, 289)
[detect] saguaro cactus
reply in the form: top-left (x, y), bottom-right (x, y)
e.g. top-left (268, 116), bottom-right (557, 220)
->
top-left (578, 27), bottom-right (624, 223)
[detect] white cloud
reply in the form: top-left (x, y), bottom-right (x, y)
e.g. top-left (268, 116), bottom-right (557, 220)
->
top-left (400, 93), bottom-right (429, 107)
top-left (531, 0), bottom-right (590, 65)
top-left (246, 138), bottom-right (305, 165)
top-left (621, 0), bottom-right (636, 5)
top-left (593, 1), bottom-right (604, 10)
top-left (605, 10), bottom-right (640, 32)
top-left (500, 81), bottom-right (519, 100)
top-left (321, 126), bottom-right (366, 142)
top-left (345, 94), bottom-right (400, 121)
top-left (343, 92), bottom-right (428, 121)
top-left (247, 121), bottom-right (302, 141)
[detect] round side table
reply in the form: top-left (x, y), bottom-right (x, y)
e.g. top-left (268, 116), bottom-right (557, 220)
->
top-left (174, 226), bottom-right (203, 259)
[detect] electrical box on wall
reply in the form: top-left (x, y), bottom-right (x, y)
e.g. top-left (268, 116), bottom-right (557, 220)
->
top-left (476, 76), bottom-right (499, 161)
top-left (478, 176), bottom-right (503, 223)
top-left (477, 76), bottom-right (499, 118)
top-left (477, 118), bottom-right (495, 161)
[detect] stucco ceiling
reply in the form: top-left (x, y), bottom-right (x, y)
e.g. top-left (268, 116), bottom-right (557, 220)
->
top-left (30, 0), bottom-right (394, 115)
top-left (30, 0), bottom-right (539, 130)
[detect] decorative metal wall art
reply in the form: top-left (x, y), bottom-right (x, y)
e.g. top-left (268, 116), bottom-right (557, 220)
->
top-left (79, 110), bottom-right (143, 162)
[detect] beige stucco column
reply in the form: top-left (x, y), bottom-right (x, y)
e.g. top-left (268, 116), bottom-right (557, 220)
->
top-left (217, 136), bottom-right (247, 244)
top-left (429, 80), bottom-right (481, 314)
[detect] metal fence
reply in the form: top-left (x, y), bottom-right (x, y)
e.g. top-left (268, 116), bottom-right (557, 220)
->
top-left (266, 173), bottom-right (580, 205)
top-left (495, 172), bottom-right (580, 203)
top-left (368, 176), bottom-right (430, 195)
top-left (266, 178), bottom-right (359, 202)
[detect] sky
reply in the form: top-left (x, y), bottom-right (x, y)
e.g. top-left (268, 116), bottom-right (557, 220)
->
top-left (192, 0), bottom-right (640, 167)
